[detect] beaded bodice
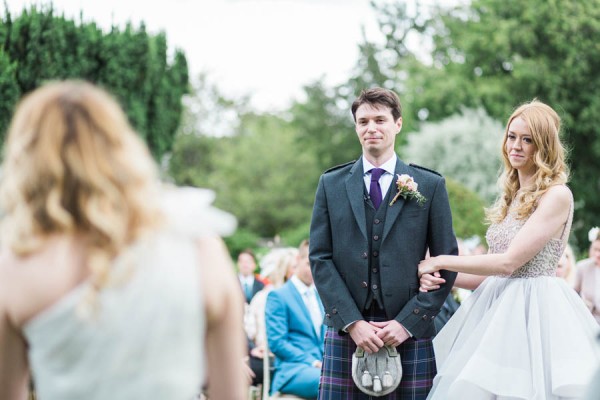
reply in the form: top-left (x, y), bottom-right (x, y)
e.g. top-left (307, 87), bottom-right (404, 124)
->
top-left (486, 199), bottom-right (573, 278)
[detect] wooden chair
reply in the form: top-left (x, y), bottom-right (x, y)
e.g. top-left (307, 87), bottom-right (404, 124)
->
top-left (262, 334), bottom-right (304, 400)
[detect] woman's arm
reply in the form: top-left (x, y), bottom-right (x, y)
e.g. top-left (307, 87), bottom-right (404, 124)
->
top-left (420, 271), bottom-right (486, 292)
top-left (0, 283), bottom-right (30, 400)
top-left (419, 186), bottom-right (572, 277)
top-left (197, 236), bottom-right (247, 400)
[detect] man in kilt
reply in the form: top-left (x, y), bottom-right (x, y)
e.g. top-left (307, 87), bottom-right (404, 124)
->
top-left (309, 87), bottom-right (458, 399)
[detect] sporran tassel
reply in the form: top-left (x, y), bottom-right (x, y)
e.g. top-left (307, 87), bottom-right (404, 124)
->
top-left (382, 371), bottom-right (393, 387)
top-left (373, 375), bottom-right (382, 392)
top-left (361, 370), bottom-right (373, 387)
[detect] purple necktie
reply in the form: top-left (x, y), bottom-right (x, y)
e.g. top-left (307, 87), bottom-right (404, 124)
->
top-left (369, 168), bottom-right (385, 209)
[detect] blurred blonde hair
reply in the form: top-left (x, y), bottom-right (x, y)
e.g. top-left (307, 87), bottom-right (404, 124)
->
top-left (0, 80), bottom-right (163, 308)
top-left (259, 247), bottom-right (298, 288)
top-left (559, 243), bottom-right (576, 285)
top-left (487, 100), bottom-right (568, 223)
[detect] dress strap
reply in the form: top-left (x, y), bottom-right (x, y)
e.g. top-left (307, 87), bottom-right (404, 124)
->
top-left (559, 199), bottom-right (574, 242)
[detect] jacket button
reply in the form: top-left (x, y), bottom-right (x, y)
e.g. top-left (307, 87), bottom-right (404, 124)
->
top-left (413, 308), bottom-right (420, 314)
top-left (332, 308), bottom-right (338, 314)
top-left (362, 252), bottom-right (368, 259)
top-left (362, 281), bottom-right (368, 288)
top-left (422, 315), bottom-right (428, 320)
top-left (373, 251), bottom-right (379, 257)
top-left (372, 284), bottom-right (378, 290)
top-left (374, 219), bottom-right (381, 224)
top-left (431, 315), bottom-right (435, 320)
top-left (325, 313), bottom-right (331, 318)
top-left (373, 235), bottom-right (379, 241)
top-left (372, 268), bottom-right (378, 273)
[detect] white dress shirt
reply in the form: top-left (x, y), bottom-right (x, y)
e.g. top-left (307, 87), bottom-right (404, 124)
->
top-left (290, 275), bottom-right (323, 337)
top-left (362, 154), bottom-right (397, 201)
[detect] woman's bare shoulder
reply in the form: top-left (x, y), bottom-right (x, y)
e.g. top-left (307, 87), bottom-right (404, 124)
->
top-left (538, 185), bottom-right (572, 210)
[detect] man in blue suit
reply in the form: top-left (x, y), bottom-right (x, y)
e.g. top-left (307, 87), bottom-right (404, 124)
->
top-left (265, 240), bottom-right (325, 399)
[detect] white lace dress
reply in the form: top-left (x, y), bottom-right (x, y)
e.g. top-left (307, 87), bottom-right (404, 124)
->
top-left (428, 202), bottom-right (600, 399)
top-left (23, 188), bottom-right (236, 400)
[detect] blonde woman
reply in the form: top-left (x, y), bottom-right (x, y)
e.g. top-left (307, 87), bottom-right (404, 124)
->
top-left (574, 227), bottom-right (600, 323)
top-left (419, 100), bottom-right (600, 399)
top-left (0, 81), bottom-right (247, 400)
top-left (557, 243), bottom-right (576, 286)
top-left (245, 247), bottom-right (298, 386)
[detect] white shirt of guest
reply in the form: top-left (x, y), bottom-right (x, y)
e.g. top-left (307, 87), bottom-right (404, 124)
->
top-left (362, 154), bottom-right (397, 200)
top-left (290, 275), bottom-right (323, 336)
top-left (239, 275), bottom-right (255, 287)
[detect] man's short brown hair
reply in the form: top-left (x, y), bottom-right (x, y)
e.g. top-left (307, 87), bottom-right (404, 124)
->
top-left (351, 87), bottom-right (402, 122)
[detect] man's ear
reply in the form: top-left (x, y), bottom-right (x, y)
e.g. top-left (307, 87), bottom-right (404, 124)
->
top-left (396, 117), bottom-right (403, 133)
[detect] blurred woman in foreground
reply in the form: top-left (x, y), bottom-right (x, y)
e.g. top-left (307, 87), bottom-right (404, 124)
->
top-left (0, 81), bottom-right (247, 400)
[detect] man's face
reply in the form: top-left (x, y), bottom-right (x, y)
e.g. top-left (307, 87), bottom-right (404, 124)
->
top-left (355, 103), bottom-right (402, 160)
top-left (295, 251), bottom-right (313, 286)
top-left (237, 253), bottom-right (256, 277)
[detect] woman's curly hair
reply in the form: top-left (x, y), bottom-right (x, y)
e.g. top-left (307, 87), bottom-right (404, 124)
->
top-left (0, 80), bottom-right (164, 310)
top-left (486, 99), bottom-right (569, 223)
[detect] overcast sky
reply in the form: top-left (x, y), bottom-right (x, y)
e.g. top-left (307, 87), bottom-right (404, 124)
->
top-left (6, 0), bottom-right (386, 111)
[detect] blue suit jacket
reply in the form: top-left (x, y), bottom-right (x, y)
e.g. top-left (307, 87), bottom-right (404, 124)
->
top-left (265, 280), bottom-right (325, 394)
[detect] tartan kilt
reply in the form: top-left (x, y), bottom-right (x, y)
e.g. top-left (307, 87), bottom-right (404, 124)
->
top-left (318, 327), bottom-right (436, 400)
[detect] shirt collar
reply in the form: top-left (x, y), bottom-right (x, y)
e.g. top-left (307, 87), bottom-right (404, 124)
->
top-left (290, 275), bottom-right (315, 296)
top-left (362, 154), bottom-right (397, 176)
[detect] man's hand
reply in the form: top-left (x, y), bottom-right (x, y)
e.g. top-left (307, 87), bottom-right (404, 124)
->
top-left (348, 320), bottom-right (384, 353)
top-left (369, 320), bottom-right (410, 348)
top-left (249, 345), bottom-right (266, 359)
top-left (420, 271), bottom-right (445, 292)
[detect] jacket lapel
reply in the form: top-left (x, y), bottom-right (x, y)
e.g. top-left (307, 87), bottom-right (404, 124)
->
top-left (346, 159), bottom-right (368, 240)
top-left (382, 158), bottom-right (411, 241)
top-left (289, 282), bottom-right (318, 339)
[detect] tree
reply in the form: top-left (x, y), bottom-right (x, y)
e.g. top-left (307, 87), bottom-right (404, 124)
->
top-left (208, 112), bottom-right (320, 238)
top-left (446, 178), bottom-right (488, 242)
top-left (288, 80), bottom-right (356, 173)
top-left (0, 4), bottom-right (188, 159)
top-left (372, 0), bottom-right (600, 249)
top-left (401, 108), bottom-right (504, 203)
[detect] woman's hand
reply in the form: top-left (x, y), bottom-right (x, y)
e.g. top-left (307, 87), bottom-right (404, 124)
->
top-left (418, 256), bottom-right (442, 277)
top-left (419, 271), bottom-right (445, 292)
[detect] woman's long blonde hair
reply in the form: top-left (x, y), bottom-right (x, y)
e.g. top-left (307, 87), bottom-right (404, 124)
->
top-left (0, 80), bottom-right (163, 304)
top-left (486, 100), bottom-right (569, 223)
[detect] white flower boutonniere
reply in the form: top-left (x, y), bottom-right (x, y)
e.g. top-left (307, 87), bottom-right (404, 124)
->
top-left (389, 174), bottom-right (426, 206)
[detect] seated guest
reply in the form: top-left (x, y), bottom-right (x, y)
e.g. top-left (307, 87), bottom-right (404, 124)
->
top-left (246, 247), bottom-right (298, 386)
top-left (238, 249), bottom-right (264, 303)
top-left (265, 240), bottom-right (324, 399)
top-left (575, 227), bottom-right (600, 323)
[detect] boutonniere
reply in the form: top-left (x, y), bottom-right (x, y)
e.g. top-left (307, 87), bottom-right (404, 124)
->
top-left (389, 174), bottom-right (426, 206)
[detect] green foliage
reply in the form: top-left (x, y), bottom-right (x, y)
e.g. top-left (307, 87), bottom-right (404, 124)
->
top-left (289, 80), bottom-right (357, 173)
top-left (0, 49), bottom-right (19, 139)
top-left (208, 113), bottom-right (320, 237)
top-left (370, 0), bottom-right (600, 251)
top-left (401, 108), bottom-right (503, 202)
top-left (0, 4), bottom-right (188, 158)
top-left (446, 178), bottom-right (488, 241)
top-left (224, 228), bottom-right (262, 259)
top-left (279, 221), bottom-right (311, 249)
top-left (167, 132), bottom-right (219, 188)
